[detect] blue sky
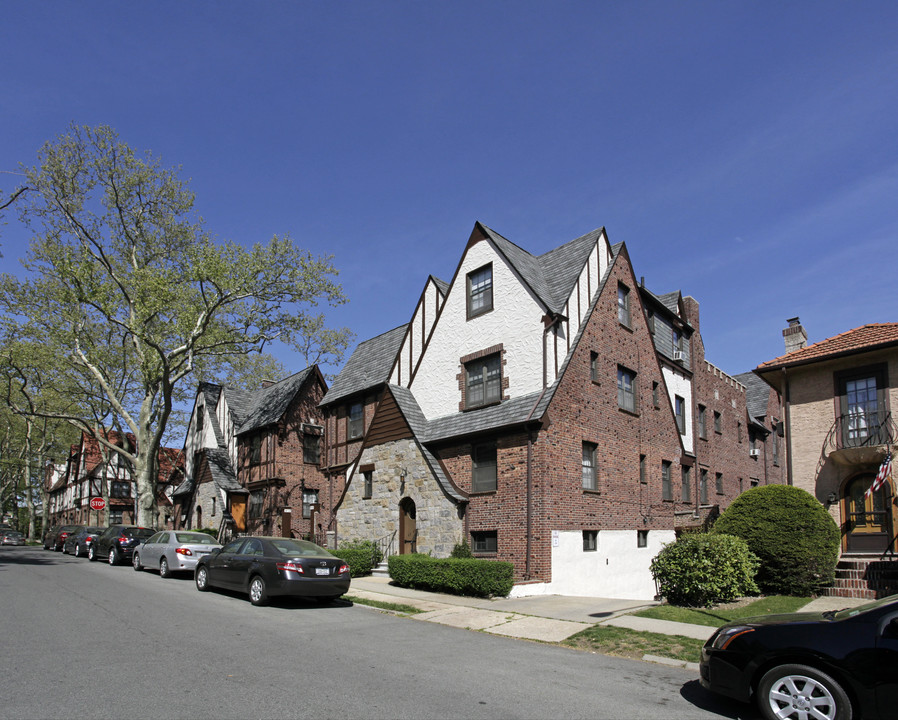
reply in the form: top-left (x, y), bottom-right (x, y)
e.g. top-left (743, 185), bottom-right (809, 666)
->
top-left (2, 1), bottom-right (896, 380)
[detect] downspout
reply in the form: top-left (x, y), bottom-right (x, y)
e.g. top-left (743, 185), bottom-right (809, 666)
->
top-left (783, 368), bottom-right (793, 486)
top-left (526, 428), bottom-right (533, 580)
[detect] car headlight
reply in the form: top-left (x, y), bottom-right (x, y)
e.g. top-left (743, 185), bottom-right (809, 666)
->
top-left (710, 625), bottom-right (755, 650)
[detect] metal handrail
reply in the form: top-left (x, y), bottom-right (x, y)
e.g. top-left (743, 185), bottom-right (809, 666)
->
top-left (374, 531), bottom-right (397, 564)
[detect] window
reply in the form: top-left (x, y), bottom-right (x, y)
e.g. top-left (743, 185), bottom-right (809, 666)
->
top-left (472, 442), bottom-right (497, 493)
top-left (303, 431), bottom-right (321, 464)
top-left (196, 406), bottom-right (204, 436)
top-left (618, 367), bottom-right (637, 413)
top-left (716, 472), bottom-right (724, 495)
top-left (738, 422), bottom-right (743, 443)
top-left (109, 510), bottom-right (123, 524)
top-left (739, 477), bottom-right (744, 493)
top-left (110, 481), bottom-right (131, 499)
top-left (249, 490), bottom-right (264, 519)
top-left (302, 489), bottom-right (319, 519)
top-left (590, 351), bottom-right (599, 383)
top-left (363, 471), bottom-right (373, 499)
top-left (349, 403), bottom-right (363, 439)
top-left (681, 465), bottom-right (691, 503)
top-left (639, 454), bottom-right (646, 484)
top-left (583, 530), bottom-right (598, 552)
top-left (700, 469), bottom-right (709, 504)
top-left (617, 284), bottom-right (631, 326)
top-left (652, 381), bottom-right (660, 408)
top-left (675, 396), bottom-right (686, 434)
top-left (637, 530), bottom-right (648, 548)
top-left (839, 368), bottom-right (886, 447)
top-left (750, 478), bottom-right (759, 488)
top-left (467, 264), bottom-right (493, 318)
top-left (211, 497), bottom-right (216, 517)
top-left (647, 311), bottom-right (655, 335)
top-left (465, 354), bottom-right (502, 409)
top-left (714, 411), bottom-right (722, 434)
top-left (661, 461), bottom-right (672, 501)
top-left (672, 329), bottom-right (682, 353)
top-left (250, 434), bottom-right (262, 466)
top-left (698, 405), bottom-right (707, 439)
top-left (471, 530), bottom-right (497, 554)
top-left (772, 430), bottom-right (779, 466)
top-left (582, 442), bottom-right (598, 491)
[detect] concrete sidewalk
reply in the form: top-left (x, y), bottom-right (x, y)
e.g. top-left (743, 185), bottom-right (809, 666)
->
top-left (348, 576), bottom-right (870, 651)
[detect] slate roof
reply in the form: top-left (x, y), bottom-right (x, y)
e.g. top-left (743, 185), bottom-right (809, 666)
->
top-left (173, 447), bottom-right (245, 497)
top-left (756, 323), bottom-right (898, 371)
top-left (236, 368), bottom-right (314, 435)
top-left (735, 371), bottom-right (773, 424)
top-left (479, 224), bottom-right (603, 316)
top-left (320, 325), bottom-right (409, 406)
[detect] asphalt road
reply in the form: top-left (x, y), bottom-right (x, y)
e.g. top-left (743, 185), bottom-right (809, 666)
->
top-left (0, 546), bottom-right (756, 719)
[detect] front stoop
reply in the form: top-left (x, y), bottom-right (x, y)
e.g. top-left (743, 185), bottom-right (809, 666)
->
top-left (820, 556), bottom-right (898, 600)
top-left (371, 561), bottom-right (390, 577)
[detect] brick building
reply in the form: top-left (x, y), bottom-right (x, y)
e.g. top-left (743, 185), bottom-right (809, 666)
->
top-left (172, 367), bottom-right (331, 543)
top-left (323, 222), bottom-right (784, 600)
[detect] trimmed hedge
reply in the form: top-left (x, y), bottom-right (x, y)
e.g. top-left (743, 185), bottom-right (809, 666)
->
top-left (712, 484), bottom-right (840, 596)
top-left (331, 540), bottom-right (383, 578)
top-left (650, 532), bottom-right (760, 607)
top-left (388, 554), bottom-right (514, 598)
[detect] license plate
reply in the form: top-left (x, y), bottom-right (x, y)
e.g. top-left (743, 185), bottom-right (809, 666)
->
top-left (315, 568), bottom-right (329, 576)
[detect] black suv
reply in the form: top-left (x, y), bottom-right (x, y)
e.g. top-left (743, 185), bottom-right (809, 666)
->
top-left (90, 525), bottom-right (156, 565)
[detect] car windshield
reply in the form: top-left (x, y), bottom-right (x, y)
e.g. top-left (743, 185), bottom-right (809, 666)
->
top-left (834, 593), bottom-right (898, 620)
top-left (269, 539), bottom-right (333, 557)
top-left (124, 528), bottom-right (156, 539)
top-left (85, 527), bottom-right (103, 534)
top-left (175, 532), bottom-right (218, 544)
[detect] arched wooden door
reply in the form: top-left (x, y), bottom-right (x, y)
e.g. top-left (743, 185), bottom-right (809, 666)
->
top-left (399, 497), bottom-right (417, 554)
top-left (843, 474), bottom-right (893, 553)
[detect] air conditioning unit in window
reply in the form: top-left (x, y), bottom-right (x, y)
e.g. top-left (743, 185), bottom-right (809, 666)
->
top-left (749, 449), bottom-right (761, 458)
top-left (673, 350), bottom-right (684, 362)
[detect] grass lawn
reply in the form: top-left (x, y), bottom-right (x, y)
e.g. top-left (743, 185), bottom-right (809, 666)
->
top-left (563, 626), bottom-right (705, 664)
top-left (345, 595), bottom-right (424, 615)
top-left (632, 595), bottom-right (812, 627)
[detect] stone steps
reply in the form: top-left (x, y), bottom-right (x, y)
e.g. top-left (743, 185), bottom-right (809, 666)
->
top-left (820, 555), bottom-right (898, 599)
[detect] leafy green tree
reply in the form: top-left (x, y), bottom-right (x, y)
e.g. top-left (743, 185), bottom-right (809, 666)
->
top-left (0, 124), bottom-right (352, 526)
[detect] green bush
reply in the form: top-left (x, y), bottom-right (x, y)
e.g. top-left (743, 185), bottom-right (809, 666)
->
top-left (650, 532), bottom-right (760, 607)
top-left (331, 540), bottom-right (383, 577)
top-left (449, 540), bottom-right (473, 558)
top-left (388, 554), bottom-right (514, 597)
top-left (712, 484), bottom-right (840, 596)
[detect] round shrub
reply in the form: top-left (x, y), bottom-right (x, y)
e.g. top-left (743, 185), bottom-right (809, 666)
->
top-left (712, 484), bottom-right (840, 596)
top-left (650, 532), bottom-right (760, 607)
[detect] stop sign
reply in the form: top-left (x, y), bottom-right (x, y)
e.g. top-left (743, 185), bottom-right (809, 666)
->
top-left (89, 497), bottom-right (106, 511)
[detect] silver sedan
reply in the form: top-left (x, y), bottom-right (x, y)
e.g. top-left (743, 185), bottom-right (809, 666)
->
top-left (132, 531), bottom-right (222, 578)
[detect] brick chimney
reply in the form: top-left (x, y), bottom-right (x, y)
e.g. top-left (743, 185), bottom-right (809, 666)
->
top-left (682, 296), bottom-right (700, 333)
top-left (783, 317), bottom-right (807, 353)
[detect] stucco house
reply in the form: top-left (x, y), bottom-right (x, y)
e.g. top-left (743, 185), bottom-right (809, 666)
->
top-left (755, 320), bottom-right (898, 597)
top-left (323, 222), bottom-right (783, 600)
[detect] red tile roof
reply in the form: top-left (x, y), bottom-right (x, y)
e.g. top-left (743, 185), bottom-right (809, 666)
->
top-left (756, 323), bottom-right (898, 371)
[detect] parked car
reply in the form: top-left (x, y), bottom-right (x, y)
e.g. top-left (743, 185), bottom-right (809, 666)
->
top-left (49, 525), bottom-right (84, 552)
top-left (42, 525), bottom-right (60, 550)
top-left (1, 530), bottom-right (25, 546)
top-left (700, 593), bottom-right (898, 720)
top-left (133, 531), bottom-right (222, 577)
top-left (63, 526), bottom-right (104, 557)
top-left (194, 536), bottom-right (350, 606)
top-left (89, 525), bottom-right (156, 564)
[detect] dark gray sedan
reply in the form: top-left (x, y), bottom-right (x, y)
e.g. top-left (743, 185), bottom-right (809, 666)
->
top-left (132, 531), bottom-right (221, 577)
top-left (194, 536), bottom-right (350, 606)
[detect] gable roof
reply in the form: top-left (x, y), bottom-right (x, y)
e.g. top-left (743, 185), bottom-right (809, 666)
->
top-left (236, 367), bottom-right (317, 435)
top-left (320, 324), bottom-right (408, 406)
top-left (756, 323), bottom-right (898, 372)
top-left (735, 371), bottom-right (774, 424)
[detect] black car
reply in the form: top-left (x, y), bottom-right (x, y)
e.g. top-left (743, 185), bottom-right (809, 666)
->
top-left (700, 594), bottom-right (898, 720)
top-left (48, 525), bottom-right (84, 552)
top-left (42, 525), bottom-right (60, 550)
top-left (63, 526), bottom-right (104, 557)
top-left (89, 525), bottom-right (156, 564)
top-left (194, 536), bottom-right (350, 606)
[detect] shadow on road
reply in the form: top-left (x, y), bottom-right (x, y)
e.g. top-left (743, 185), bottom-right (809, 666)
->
top-left (680, 679), bottom-right (760, 719)
top-left (0, 546), bottom-right (67, 569)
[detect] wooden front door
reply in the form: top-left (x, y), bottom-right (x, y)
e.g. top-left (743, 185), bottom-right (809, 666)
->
top-left (399, 497), bottom-right (417, 555)
top-left (231, 496), bottom-right (247, 532)
top-left (844, 474), bottom-right (893, 553)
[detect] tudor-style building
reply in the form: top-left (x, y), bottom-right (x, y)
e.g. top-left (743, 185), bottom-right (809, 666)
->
top-left (172, 367), bottom-right (331, 543)
top-left (756, 321), bottom-right (898, 559)
top-left (323, 222), bottom-right (783, 600)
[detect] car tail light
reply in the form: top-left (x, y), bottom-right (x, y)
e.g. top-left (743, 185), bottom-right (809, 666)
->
top-left (175, 548), bottom-right (193, 556)
top-left (338, 563), bottom-right (349, 575)
top-left (277, 561), bottom-right (304, 574)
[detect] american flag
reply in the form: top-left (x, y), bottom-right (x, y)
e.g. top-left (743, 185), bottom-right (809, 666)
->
top-left (866, 452), bottom-right (893, 499)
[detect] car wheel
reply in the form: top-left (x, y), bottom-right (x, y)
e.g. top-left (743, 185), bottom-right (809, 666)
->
top-left (74, 544), bottom-right (81, 558)
top-left (108, 547), bottom-right (119, 566)
top-left (159, 557), bottom-right (170, 578)
top-left (195, 565), bottom-right (209, 592)
top-left (758, 664), bottom-right (852, 720)
top-left (88, 544), bottom-right (97, 561)
top-left (132, 552), bottom-right (142, 571)
top-left (248, 575), bottom-right (269, 606)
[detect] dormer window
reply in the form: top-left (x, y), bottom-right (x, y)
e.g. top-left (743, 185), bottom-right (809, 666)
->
top-left (348, 403), bottom-right (363, 440)
top-left (465, 353), bottom-right (501, 409)
top-left (467, 264), bottom-right (493, 319)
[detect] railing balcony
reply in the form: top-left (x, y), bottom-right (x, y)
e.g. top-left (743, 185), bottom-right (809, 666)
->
top-left (825, 411), bottom-right (897, 466)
